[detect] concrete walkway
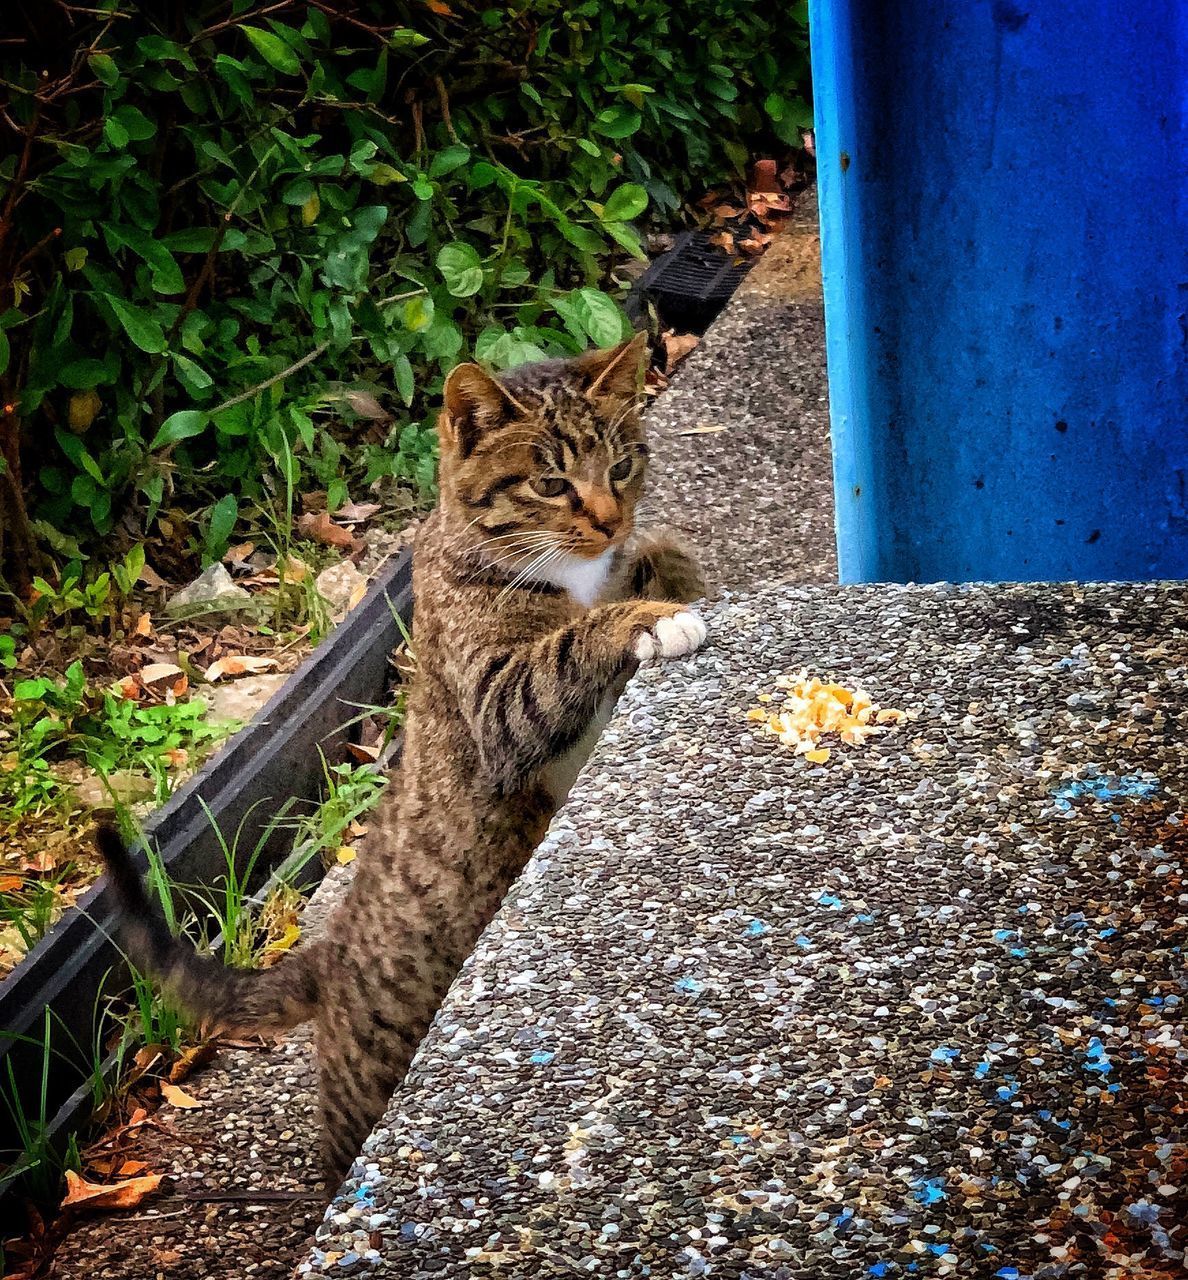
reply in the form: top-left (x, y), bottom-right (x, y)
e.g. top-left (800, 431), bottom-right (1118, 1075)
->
top-left (302, 580), bottom-right (1188, 1278)
top-left (642, 190), bottom-right (836, 592)
top-left (47, 194), bottom-right (833, 1279)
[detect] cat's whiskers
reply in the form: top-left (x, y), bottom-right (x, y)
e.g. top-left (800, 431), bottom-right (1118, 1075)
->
top-left (495, 541), bottom-right (572, 605)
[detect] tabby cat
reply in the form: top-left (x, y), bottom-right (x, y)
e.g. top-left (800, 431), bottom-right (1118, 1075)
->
top-left (98, 332), bottom-right (707, 1178)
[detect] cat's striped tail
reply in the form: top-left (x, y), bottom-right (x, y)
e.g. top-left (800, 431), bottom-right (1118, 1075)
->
top-left (96, 824), bottom-right (322, 1036)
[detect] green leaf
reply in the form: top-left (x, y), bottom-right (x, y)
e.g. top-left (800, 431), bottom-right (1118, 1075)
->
top-left (601, 182), bottom-right (649, 222)
top-left (594, 106), bottom-right (642, 139)
top-left (104, 294), bottom-right (165, 354)
top-left (59, 357), bottom-right (116, 390)
top-left (389, 28), bottom-right (430, 49)
top-left (428, 144), bottom-right (471, 178)
top-left (55, 428), bottom-right (104, 483)
top-left (604, 220), bottom-right (646, 260)
top-left (114, 105), bottom-right (156, 141)
top-left (0, 329), bottom-right (7, 378)
top-left (367, 163), bottom-right (406, 186)
top-left (435, 242), bottom-right (484, 297)
top-left (103, 116), bottom-right (129, 149)
top-left (150, 410), bottom-right (208, 450)
top-left (64, 247), bottom-right (88, 271)
top-left (174, 354), bottom-right (213, 394)
top-left (393, 354), bottom-right (414, 406)
top-left (573, 288), bottom-right (626, 347)
top-left (206, 494), bottom-right (238, 560)
top-left (241, 25), bottom-right (301, 75)
top-left (403, 295), bottom-right (434, 332)
top-left (560, 222), bottom-right (605, 253)
top-left (88, 53), bottom-right (119, 86)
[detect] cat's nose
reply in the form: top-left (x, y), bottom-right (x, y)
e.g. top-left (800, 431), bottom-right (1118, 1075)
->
top-left (575, 486), bottom-right (622, 540)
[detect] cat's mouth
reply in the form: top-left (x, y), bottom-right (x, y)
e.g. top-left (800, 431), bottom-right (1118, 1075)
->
top-left (573, 529), bottom-right (630, 558)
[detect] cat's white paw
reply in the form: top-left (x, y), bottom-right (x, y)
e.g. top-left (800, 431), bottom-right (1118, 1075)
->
top-left (634, 610), bottom-right (708, 663)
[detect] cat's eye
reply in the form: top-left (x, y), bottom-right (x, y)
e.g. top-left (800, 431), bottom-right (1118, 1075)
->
top-left (532, 475), bottom-right (570, 499)
top-left (609, 457), bottom-right (634, 483)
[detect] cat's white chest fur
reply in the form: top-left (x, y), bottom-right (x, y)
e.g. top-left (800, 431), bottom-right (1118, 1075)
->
top-left (533, 549), bottom-right (615, 607)
top-left (531, 548), bottom-right (618, 803)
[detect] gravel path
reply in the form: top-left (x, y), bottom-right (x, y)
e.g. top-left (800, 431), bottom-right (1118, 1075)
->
top-left (642, 189), bottom-right (836, 592)
top-left (301, 581), bottom-right (1188, 1278)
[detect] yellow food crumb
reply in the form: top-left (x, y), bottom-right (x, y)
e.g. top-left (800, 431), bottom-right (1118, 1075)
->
top-left (744, 671), bottom-right (906, 763)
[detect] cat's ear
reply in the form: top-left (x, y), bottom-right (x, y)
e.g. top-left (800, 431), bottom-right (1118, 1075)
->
top-left (577, 331), bottom-right (649, 401)
top-left (440, 363), bottom-right (524, 457)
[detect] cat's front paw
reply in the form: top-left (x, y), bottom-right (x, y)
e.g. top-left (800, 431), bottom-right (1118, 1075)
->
top-left (633, 609), bottom-right (707, 663)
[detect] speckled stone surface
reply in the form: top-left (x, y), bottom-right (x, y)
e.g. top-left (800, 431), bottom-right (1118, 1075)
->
top-left (302, 580), bottom-right (1188, 1278)
top-left (641, 189), bottom-right (836, 593)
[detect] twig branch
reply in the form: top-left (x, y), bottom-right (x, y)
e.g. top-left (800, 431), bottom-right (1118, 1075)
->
top-left (206, 341), bottom-right (331, 416)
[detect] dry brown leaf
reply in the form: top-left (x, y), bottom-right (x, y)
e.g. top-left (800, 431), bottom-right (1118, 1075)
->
top-left (132, 1045), bottom-right (163, 1074)
top-left (297, 511), bottom-right (360, 552)
top-left (138, 562), bottom-right (168, 590)
top-left (132, 612), bottom-right (153, 638)
top-left (662, 332), bottom-right (700, 372)
top-left (0, 874), bottom-right (24, 893)
top-left (334, 500), bottom-right (381, 524)
top-left (139, 662), bottom-right (183, 684)
top-left (116, 674), bottom-right (140, 700)
top-left (343, 390), bottom-right (389, 421)
top-left (169, 1041), bottom-right (217, 1083)
top-left (116, 1159), bottom-right (149, 1177)
top-left (346, 579), bottom-right (369, 612)
top-left (159, 1081), bottom-right (204, 1109)
top-left (60, 1169), bottom-right (164, 1214)
top-left (346, 742), bottom-right (381, 764)
top-left (204, 654), bottom-right (279, 681)
top-left (278, 555), bottom-right (312, 584)
top-left (223, 541), bottom-right (256, 564)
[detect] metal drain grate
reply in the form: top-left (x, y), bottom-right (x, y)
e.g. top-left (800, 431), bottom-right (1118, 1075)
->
top-left (628, 231), bottom-right (754, 333)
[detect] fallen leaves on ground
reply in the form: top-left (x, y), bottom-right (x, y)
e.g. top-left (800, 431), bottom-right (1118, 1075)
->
top-left (297, 511), bottom-right (362, 552)
top-left (137, 561), bottom-right (168, 590)
top-left (745, 672), bottom-right (910, 761)
top-left (694, 152), bottom-right (807, 256)
top-left (169, 1040), bottom-right (217, 1083)
top-left (137, 661), bottom-right (184, 685)
top-left (662, 332), bottom-right (699, 372)
top-left (334, 499), bottom-right (381, 524)
top-left (158, 1081), bottom-right (204, 1109)
top-left (60, 1169), bottom-right (164, 1214)
top-left (204, 653), bottom-right (279, 681)
top-left (223, 540), bottom-right (256, 565)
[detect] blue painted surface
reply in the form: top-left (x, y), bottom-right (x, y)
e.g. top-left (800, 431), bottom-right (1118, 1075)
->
top-left (808, 0), bottom-right (1188, 583)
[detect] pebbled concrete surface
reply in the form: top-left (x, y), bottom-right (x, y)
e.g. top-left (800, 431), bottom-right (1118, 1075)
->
top-left (642, 190), bottom-right (836, 593)
top-left (302, 581), bottom-right (1188, 1278)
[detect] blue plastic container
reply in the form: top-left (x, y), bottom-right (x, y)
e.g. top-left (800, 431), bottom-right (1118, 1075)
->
top-left (808, 0), bottom-right (1188, 583)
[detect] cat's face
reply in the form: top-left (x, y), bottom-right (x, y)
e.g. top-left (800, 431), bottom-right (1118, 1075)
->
top-left (438, 335), bottom-right (648, 565)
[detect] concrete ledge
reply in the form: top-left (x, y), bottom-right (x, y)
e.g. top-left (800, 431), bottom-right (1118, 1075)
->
top-left (302, 580), bottom-right (1188, 1277)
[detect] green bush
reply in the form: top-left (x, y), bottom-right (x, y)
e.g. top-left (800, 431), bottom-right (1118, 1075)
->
top-left (0, 1), bottom-right (810, 578)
